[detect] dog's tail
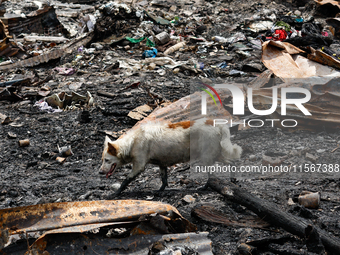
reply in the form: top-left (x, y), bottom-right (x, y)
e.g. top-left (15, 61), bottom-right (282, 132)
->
top-left (219, 125), bottom-right (242, 162)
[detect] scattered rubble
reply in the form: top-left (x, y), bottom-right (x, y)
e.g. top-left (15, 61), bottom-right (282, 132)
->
top-left (1, 0), bottom-right (340, 254)
top-left (0, 200), bottom-right (209, 254)
top-left (298, 191), bottom-right (321, 209)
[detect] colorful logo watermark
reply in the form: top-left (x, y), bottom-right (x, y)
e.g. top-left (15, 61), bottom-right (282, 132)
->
top-left (199, 83), bottom-right (223, 107)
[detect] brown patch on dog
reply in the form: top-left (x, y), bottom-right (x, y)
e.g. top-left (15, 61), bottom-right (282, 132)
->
top-left (168, 120), bottom-right (194, 129)
top-left (107, 142), bottom-right (118, 156)
top-left (205, 119), bottom-right (214, 126)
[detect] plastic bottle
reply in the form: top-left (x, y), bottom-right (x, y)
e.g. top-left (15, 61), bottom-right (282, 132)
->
top-left (164, 42), bottom-right (186, 55)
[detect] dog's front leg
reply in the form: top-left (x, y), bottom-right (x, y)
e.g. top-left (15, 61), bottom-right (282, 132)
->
top-left (114, 162), bottom-right (145, 196)
top-left (198, 171), bottom-right (213, 191)
top-left (158, 165), bottom-right (168, 191)
top-left (114, 176), bottom-right (134, 196)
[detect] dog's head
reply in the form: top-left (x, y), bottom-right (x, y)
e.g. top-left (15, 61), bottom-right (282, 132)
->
top-left (99, 136), bottom-right (122, 178)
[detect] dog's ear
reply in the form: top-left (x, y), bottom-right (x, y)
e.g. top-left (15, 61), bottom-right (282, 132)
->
top-left (107, 142), bottom-right (118, 156)
top-left (104, 136), bottom-right (111, 145)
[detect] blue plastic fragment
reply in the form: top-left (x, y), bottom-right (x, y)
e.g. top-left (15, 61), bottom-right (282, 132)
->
top-left (142, 48), bottom-right (158, 58)
top-left (217, 61), bottom-right (228, 68)
top-left (295, 17), bottom-right (304, 23)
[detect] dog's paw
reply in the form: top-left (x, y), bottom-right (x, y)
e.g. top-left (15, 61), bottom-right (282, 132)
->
top-left (154, 189), bottom-right (165, 198)
top-left (105, 192), bottom-right (121, 200)
top-left (105, 194), bottom-right (115, 200)
top-left (158, 185), bottom-right (166, 192)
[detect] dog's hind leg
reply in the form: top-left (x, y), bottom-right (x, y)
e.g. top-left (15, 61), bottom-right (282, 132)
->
top-left (220, 125), bottom-right (242, 161)
top-left (158, 165), bottom-right (168, 191)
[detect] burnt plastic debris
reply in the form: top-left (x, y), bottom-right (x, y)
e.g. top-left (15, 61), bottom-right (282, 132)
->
top-left (285, 35), bottom-right (331, 48)
top-left (1, 6), bottom-right (68, 37)
top-left (79, 110), bottom-right (92, 123)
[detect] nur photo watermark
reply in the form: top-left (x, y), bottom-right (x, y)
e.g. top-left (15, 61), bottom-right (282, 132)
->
top-left (200, 83), bottom-right (311, 128)
top-left (189, 78), bottom-right (340, 179)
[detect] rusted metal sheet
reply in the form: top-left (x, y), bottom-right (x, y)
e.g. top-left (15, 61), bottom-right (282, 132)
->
top-left (192, 205), bottom-right (270, 228)
top-left (1, 48), bottom-right (64, 69)
top-left (121, 87), bottom-right (237, 138)
top-left (262, 40), bottom-right (340, 80)
top-left (262, 40), bottom-right (306, 79)
top-left (308, 47), bottom-right (340, 70)
top-left (265, 40), bottom-right (305, 55)
top-left (0, 200), bottom-right (207, 254)
top-left (125, 75), bottom-right (340, 132)
top-left (0, 19), bottom-right (9, 39)
top-left (0, 200), bottom-right (195, 235)
top-left (314, 0), bottom-right (340, 8)
top-left (0, 37), bottom-right (20, 57)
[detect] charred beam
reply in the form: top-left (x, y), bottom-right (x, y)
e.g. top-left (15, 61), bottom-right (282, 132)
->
top-left (207, 176), bottom-right (340, 254)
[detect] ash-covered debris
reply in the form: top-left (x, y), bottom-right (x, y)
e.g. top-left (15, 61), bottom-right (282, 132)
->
top-left (1, 0), bottom-right (340, 254)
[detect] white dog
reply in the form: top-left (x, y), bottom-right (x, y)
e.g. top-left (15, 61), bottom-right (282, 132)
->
top-left (100, 119), bottom-right (242, 195)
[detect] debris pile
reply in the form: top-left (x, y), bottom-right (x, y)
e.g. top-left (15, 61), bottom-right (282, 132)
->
top-left (1, 0), bottom-right (340, 254)
top-left (0, 200), bottom-right (213, 254)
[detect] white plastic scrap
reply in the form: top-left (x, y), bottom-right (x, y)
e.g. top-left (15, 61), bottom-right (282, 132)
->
top-left (136, 10), bottom-right (144, 20)
top-left (34, 100), bottom-right (63, 113)
top-left (117, 57), bottom-right (187, 71)
top-left (79, 14), bottom-right (96, 34)
top-left (248, 21), bottom-right (274, 32)
top-left (100, 2), bottom-right (131, 15)
top-left (35, 91), bottom-right (94, 112)
top-left (226, 32), bottom-right (246, 44)
top-left (139, 21), bottom-right (156, 37)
